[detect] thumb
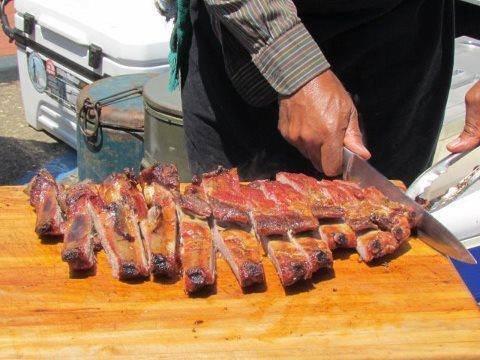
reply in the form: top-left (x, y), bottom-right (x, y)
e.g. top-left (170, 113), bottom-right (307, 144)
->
top-left (344, 110), bottom-right (371, 160)
top-left (447, 90), bottom-right (480, 153)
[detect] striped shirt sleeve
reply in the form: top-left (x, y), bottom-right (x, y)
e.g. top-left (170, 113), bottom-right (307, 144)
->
top-left (203, 0), bottom-right (330, 97)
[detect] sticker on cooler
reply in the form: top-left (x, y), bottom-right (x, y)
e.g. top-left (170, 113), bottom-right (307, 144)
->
top-left (42, 58), bottom-right (88, 111)
top-left (45, 59), bottom-right (56, 76)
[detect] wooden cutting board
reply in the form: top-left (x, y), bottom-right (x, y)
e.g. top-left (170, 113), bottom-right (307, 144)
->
top-left (0, 186), bottom-right (479, 358)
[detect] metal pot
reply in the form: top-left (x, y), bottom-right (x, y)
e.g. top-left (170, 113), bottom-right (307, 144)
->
top-left (142, 74), bottom-right (191, 181)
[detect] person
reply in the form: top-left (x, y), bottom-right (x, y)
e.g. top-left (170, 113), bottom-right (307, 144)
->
top-left (169, 0), bottom-right (480, 184)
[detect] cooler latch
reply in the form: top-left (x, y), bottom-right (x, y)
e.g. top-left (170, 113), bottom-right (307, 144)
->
top-left (88, 44), bottom-right (103, 69)
top-left (23, 13), bottom-right (35, 34)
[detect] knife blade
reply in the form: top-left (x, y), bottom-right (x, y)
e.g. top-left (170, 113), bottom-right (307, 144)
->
top-left (342, 148), bottom-right (476, 264)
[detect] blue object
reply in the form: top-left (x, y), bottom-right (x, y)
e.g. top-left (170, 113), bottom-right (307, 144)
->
top-left (15, 149), bottom-right (77, 185)
top-left (452, 246), bottom-right (480, 303)
top-left (77, 74), bottom-right (156, 182)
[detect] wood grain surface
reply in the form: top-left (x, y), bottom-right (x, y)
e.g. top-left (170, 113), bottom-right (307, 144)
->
top-left (0, 186), bottom-right (479, 359)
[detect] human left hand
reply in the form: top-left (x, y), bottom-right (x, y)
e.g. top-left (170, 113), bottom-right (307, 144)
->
top-left (447, 80), bottom-right (480, 152)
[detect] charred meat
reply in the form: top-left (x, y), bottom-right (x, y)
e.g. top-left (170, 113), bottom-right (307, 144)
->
top-left (139, 164), bottom-right (180, 278)
top-left (26, 169), bottom-right (64, 236)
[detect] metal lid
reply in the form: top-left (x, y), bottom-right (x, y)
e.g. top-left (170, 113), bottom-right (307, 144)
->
top-left (143, 74), bottom-right (182, 118)
top-left (77, 73), bottom-right (156, 131)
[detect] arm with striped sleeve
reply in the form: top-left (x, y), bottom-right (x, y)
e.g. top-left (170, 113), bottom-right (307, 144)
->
top-left (203, 0), bottom-right (330, 97)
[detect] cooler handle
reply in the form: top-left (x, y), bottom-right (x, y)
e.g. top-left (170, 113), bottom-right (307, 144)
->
top-left (37, 14), bottom-right (89, 46)
top-left (0, 0), bottom-right (14, 42)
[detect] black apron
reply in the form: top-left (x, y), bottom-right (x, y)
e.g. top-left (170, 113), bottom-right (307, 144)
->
top-left (181, 0), bottom-right (454, 184)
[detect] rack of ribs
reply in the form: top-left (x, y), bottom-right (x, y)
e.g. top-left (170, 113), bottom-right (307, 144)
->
top-left (200, 168), bottom-right (265, 288)
top-left (61, 181), bottom-right (102, 271)
top-left (139, 164), bottom-right (180, 278)
top-left (277, 172), bottom-right (414, 262)
top-left (177, 183), bottom-right (216, 293)
top-left (26, 164), bottom-right (417, 290)
top-left (92, 170), bottom-right (150, 280)
top-left (26, 169), bottom-right (64, 236)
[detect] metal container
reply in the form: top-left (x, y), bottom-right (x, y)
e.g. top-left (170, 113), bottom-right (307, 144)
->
top-left (76, 73), bottom-right (156, 182)
top-left (142, 74), bottom-right (191, 181)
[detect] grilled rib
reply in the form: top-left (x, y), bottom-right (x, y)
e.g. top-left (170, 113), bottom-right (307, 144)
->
top-left (177, 184), bottom-right (216, 293)
top-left (92, 170), bottom-right (150, 280)
top-left (288, 231), bottom-right (333, 276)
top-left (262, 235), bottom-right (310, 286)
top-left (318, 223), bottom-right (357, 250)
top-left (276, 173), bottom-right (358, 250)
top-left (200, 168), bottom-right (265, 288)
top-left (201, 167), bottom-right (250, 226)
top-left (26, 169), bottom-right (64, 236)
top-left (61, 182), bottom-right (101, 271)
top-left (239, 182), bottom-right (311, 285)
top-left (139, 164), bottom-right (180, 278)
top-left (362, 187), bottom-right (415, 242)
top-left (356, 230), bottom-right (399, 262)
top-left (212, 226), bottom-right (265, 287)
top-left (255, 180), bottom-right (319, 234)
top-left (276, 172), bottom-right (344, 219)
top-left (241, 183), bottom-right (299, 236)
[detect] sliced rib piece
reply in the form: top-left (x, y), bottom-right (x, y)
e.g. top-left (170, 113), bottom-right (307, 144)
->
top-left (92, 171), bottom-right (150, 280)
top-left (199, 168), bottom-right (265, 288)
top-left (98, 169), bottom-right (148, 220)
top-left (211, 225), bottom-right (265, 287)
top-left (139, 163), bottom-right (180, 193)
top-left (201, 167), bottom-right (250, 226)
top-left (276, 172), bottom-right (358, 249)
top-left (254, 180), bottom-right (319, 234)
top-left (178, 183), bottom-right (211, 219)
top-left (319, 222), bottom-right (357, 250)
top-left (240, 183), bottom-right (293, 236)
top-left (276, 172), bottom-right (344, 219)
top-left (329, 180), bottom-right (413, 242)
top-left (288, 232), bottom-right (333, 276)
top-left (240, 181), bottom-right (312, 285)
top-left (318, 180), bottom-right (378, 232)
top-left (139, 164), bottom-right (180, 278)
top-left (356, 230), bottom-right (399, 262)
top-left (26, 169), bottom-right (64, 236)
top-left (61, 182), bottom-right (101, 271)
top-left (362, 187), bottom-right (415, 242)
top-left (178, 215), bottom-right (216, 293)
top-left (262, 235), bottom-right (310, 286)
top-left (177, 183), bottom-right (216, 293)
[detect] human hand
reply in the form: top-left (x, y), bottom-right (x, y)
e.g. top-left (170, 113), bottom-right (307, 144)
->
top-left (278, 69), bottom-right (371, 176)
top-left (447, 80), bottom-right (480, 153)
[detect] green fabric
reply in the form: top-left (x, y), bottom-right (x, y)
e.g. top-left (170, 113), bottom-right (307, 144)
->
top-left (168, 0), bottom-right (192, 91)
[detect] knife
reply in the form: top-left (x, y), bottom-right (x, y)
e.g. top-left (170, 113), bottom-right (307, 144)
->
top-left (342, 148), bottom-right (476, 264)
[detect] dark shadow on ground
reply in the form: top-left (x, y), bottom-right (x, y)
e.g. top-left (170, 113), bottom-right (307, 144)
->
top-left (0, 136), bottom-right (74, 185)
top-left (0, 66), bottom-right (19, 82)
top-left (0, 55), bottom-right (19, 83)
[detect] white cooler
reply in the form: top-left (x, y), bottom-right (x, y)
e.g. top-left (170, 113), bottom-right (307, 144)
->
top-left (14, 0), bottom-right (173, 148)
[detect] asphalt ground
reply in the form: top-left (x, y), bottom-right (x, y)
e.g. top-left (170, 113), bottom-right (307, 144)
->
top-left (0, 55), bottom-right (75, 185)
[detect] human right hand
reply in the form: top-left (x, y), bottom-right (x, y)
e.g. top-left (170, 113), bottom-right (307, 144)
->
top-left (278, 69), bottom-right (371, 176)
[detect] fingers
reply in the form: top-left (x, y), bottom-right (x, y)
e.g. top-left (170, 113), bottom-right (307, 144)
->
top-left (447, 83), bottom-right (480, 153)
top-left (343, 110), bottom-right (371, 160)
top-left (319, 137), bottom-right (344, 176)
top-left (447, 132), bottom-right (480, 153)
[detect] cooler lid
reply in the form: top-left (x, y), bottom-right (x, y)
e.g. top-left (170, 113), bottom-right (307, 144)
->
top-left (77, 73), bottom-right (157, 131)
top-left (15, 0), bottom-right (173, 65)
top-left (143, 74), bottom-right (182, 118)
